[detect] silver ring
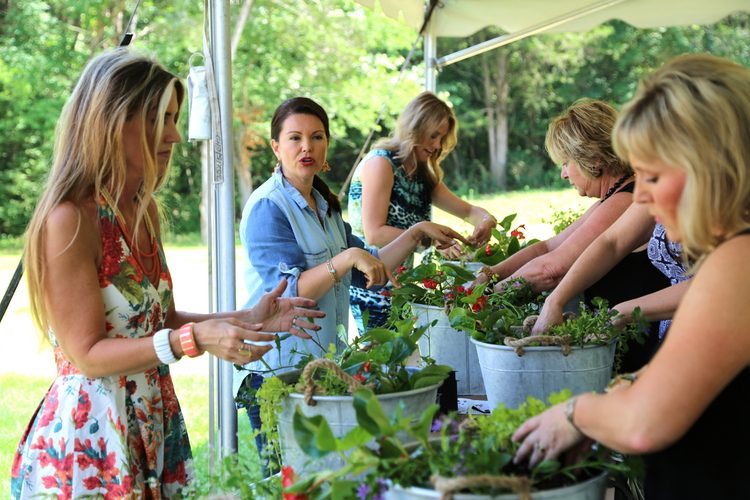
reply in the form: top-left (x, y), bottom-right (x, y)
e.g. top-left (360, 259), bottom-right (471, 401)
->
top-left (535, 443), bottom-right (546, 454)
top-left (291, 316), bottom-right (298, 327)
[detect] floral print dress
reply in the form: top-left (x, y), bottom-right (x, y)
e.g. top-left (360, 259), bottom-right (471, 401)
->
top-left (11, 201), bottom-right (193, 499)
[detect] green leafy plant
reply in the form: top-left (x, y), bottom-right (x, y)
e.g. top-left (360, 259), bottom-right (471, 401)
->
top-left (454, 213), bottom-right (539, 266)
top-left (249, 317), bottom-right (453, 473)
top-left (388, 260), bottom-right (477, 312)
top-left (544, 206), bottom-right (586, 235)
top-left (448, 277), bottom-right (546, 344)
top-left (283, 389), bottom-right (637, 499)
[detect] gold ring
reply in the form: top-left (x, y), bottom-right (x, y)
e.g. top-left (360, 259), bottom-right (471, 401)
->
top-left (238, 345), bottom-right (246, 353)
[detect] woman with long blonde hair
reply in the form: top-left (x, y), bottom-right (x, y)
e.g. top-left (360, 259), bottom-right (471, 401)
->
top-left (11, 48), bottom-right (323, 498)
top-left (347, 91), bottom-right (497, 332)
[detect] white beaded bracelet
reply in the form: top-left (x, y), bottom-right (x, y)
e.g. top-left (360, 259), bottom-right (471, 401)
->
top-left (153, 328), bottom-right (179, 364)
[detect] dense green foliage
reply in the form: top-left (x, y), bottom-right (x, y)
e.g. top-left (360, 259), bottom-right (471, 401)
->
top-left (1, 2), bottom-right (748, 236)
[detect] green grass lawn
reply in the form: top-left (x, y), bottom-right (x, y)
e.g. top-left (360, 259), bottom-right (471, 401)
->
top-left (0, 187), bottom-right (587, 497)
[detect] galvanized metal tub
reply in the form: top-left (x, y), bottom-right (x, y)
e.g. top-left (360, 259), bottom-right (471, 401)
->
top-left (278, 371), bottom-right (440, 475)
top-left (412, 303), bottom-right (485, 396)
top-left (471, 338), bottom-right (616, 409)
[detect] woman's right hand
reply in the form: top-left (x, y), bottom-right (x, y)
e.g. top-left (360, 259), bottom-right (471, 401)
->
top-left (345, 248), bottom-right (397, 289)
top-left (531, 300), bottom-right (565, 335)
top-left (193, 318), bottom-right (275, 364)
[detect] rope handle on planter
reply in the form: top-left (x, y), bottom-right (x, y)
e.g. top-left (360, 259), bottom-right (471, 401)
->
top-left (301, 358), bottom-right (366, 406)
top-left (504, 334), bottom-right (574, 356)
top-left (430, 473), bottom-right (532, 500)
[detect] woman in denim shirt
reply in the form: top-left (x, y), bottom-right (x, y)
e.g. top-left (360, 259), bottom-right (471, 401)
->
top-left (233, 97), bottom-right (466, 472)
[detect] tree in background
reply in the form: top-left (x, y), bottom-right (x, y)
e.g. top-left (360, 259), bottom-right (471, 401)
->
top-left (0, 2), bottom-right (748, 238)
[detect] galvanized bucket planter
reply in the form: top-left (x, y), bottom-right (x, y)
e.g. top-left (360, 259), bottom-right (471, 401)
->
top-left (412, 302), bottom-right (485, 396)
top-left (385, 471), bottom-right (608, 499)
top-left (471, 337), bottom-right (616, 410)
top-left (276, 367), bottom-right (441, 476)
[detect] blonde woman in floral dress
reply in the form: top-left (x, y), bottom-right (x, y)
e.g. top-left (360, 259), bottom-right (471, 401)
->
top-left (10, 48), bottom-right (323, 499)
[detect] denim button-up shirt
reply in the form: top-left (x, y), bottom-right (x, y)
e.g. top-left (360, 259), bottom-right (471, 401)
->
top-left (233, 169), bottom-right (377, 396)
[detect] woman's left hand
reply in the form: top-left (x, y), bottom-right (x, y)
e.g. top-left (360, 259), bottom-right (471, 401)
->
top-left (512, 402), bottom-right (584, 468)
top-left (438, 241), bottom-right (465, 260)
top-left (243, 279), bottom-right (325, 338)
top-left (469, 216), bottom-right (496, 246)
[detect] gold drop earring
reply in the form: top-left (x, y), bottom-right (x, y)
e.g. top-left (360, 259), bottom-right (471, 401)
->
top-left (321, 160), bottom-right (331, 172)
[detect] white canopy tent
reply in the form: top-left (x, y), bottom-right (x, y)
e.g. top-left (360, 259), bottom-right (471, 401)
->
top-left (206, 0), bottom-right (750, 460)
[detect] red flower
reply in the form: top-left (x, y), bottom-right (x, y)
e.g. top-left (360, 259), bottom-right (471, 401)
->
top-left (484, 244), bottom-right (493, 256)
top-left (510, 224), bottom-right (526, 239)
top-left (422, 279), bottom-right (438, 289)
top-left (363, 361), bottom-right (371, 373)
top-left (353, 372), bottom-right (367, 383)
top-left (396, 265), bottom-right (407, 274)
top-left (282, 466), bottom-right (309, 500)
top-left (444, 292), bottom-right (455, 301)
top-left (456, 285), bottom-right (466, 294)
top-left (471, 295), bottom-right (488, 312)
top-left (379, 290), bottom-right (392, 297)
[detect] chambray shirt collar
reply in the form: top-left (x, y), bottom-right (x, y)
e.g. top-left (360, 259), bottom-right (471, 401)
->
top-left (275, 167), bottom-right (329, 220)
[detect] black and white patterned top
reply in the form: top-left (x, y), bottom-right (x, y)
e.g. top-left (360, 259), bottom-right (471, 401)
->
top-left (647, 223), bottom-right (689, 338)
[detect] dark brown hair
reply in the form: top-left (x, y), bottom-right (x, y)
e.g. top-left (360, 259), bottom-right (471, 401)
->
top-left (271, 97), bottom-right (340, 214)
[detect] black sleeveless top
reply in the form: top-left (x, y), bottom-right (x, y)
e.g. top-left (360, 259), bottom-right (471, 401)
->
top-left (583, 182), bottom-right (670, 371)
top-left (643, 228), bottom-right (750, 499)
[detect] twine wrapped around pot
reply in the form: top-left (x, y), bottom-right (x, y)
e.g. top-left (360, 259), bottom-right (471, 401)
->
top-left (301, 358), bottom-right (372, 406)
top-left (505, 314), bottom-right (574, 356)
top-left (504, 334), bottom-right (574, 356)
top-left (430, 473), bottom-right (532, 500)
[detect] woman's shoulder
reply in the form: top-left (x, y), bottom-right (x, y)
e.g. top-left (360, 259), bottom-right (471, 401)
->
top-left (45, 199), bottom-right (99, 256)
top-left (365, 149), bottom-right (399, 169)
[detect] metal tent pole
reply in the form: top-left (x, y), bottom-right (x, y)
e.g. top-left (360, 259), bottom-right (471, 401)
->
top-left (208, 0), bottom-right (239, 457)
top-left (424, 28), bottom-right (437, 92)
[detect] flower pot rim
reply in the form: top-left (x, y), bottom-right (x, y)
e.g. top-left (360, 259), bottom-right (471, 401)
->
top-left (410, 302), bottom-right (448, 310)
top-left (390, 469), bottom-right (608, 498)
top-left (277, 368), bottom-right (443, 403)
top-left (285, 381), bottom-right (443, 402)
top-left (470, 336), bottom-right (617, 351)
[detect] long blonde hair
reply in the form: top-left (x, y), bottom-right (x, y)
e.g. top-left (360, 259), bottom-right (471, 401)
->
top-left (374, 91), bottom-right (457, 192)
top-left (24, 48), bottom-right (184, 333)
top-left (613, 53), bottom-right (750, 270)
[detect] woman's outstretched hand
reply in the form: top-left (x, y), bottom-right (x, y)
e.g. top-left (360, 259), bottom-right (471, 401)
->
top-left (414, 221), bottom-right (469, 250)
top-left (468, 216), bottom-right (496, 246)
top-left (531, 301), bottom-right (565, 335)
top-left (512, 402), bottom-right (584, 468)
top-left (244, 279), bottom-right (325, 338)
top-left (347, 248), bottom-right (397, 289)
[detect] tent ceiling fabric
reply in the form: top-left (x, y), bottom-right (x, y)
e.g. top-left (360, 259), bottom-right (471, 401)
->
top-left (360, 0), bottom-right (750, 37)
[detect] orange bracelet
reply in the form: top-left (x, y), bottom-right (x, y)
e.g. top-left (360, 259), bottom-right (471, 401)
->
top-left (178, 322), bottom-right (201, 358)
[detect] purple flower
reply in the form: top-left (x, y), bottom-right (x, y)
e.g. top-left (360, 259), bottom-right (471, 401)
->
top-left (430, 418), bottom-right (443, 433)
top-left (357, 482), bottom-right (372, 499)
top-left (373, 477), bottom-right (389, 500)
